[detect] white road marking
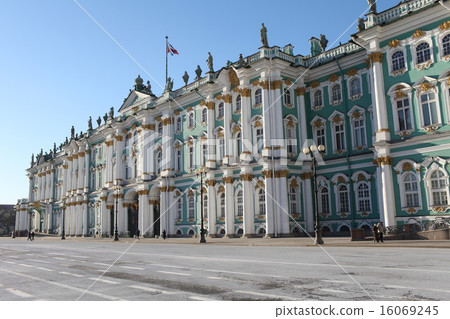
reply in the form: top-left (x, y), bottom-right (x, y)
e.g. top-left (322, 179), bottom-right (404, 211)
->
top-left (189, 295), bottom-right (217, 301)
top-left (234, 290), bottom-right (298, 301)
top-left (94, 262), bottom-right (110, 266)
top-left (0, 283), bottom-right (3, 287)
top-left (26, 253), bottom-right (34, 256)
top-left (54, 257), bottom-right (68, 260)
top-left (129, 285), bottom-right (177, 295)
top-left (157, 270), bottom-right (191, 277)
top-left (319, 288), bottom-right (346, 294)
top-left (322, 279), bottom-right (353, 284)
top-left (19, 263), bottom-right (33, 268)
top-left (5, 288), bottom-right (33, 298)
top-left (28, 259), bottom-right (51, 264)
top-left (59, 271), bottom-right (84, 278)
top-left (35, 267), bottom-right (54, 272)
top-left (89, 277), bottom-right (119, 285)
top-left (2, 261), bottom-right (16, 264)
top-left (207, 276), bottom-right (222, 280)
top-left (119, 265), bottom-right (145, 271)
top-left (0, 268), bottom-right (126, 301)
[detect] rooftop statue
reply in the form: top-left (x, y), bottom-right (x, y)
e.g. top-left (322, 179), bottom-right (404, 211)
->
top-left (134, 74), bottom-right (145, 92)
top-left (97, 116), bottom-right (102, 127)
top-left (260, 23), bottom-right (268, 47)
top-left (71, 126), bottom-right (75, 139)
top-left (165, 77), bottom-right (174, 92)
top-left (88, 116), bottom-right (93, 131)
top-left (195, 65), bottom-right (202, 80)
top-left (319, 34), bottom-right (328, 52)
top-left (103, 113), bottom-right (108, 123)
top-left (109, 107), bottom-right (114, 120)
top-left (31, 153), bottom-right (34, 167)
top-left (357, 18), bottom-right (366, 32)
top-left (182, 71), bottom-right (189, 87)
top-left (236, 53), bottom-right (247, 68)
top-left (145, 81), bottom-right (153, 95)
top-left (367, 0), bottom-right (377, 13)
top-left (206, 52), bottom-right (214, 73)
top-left (53, 143), bottom-right (57, 155)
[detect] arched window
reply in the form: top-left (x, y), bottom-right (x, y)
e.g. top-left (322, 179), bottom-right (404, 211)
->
top-left (443, 34), bottom-right (450, 57)
top-left (158, 122), bottom-right (163, 135)
top-left (255, 89), bottom-right (262, 105)
top-left (176, 198), bottom-right (182, 219)
top-left (319, 187), bottom-right (330, 214)
top-left (338, 185), bottom-right (349, 213)
top-left (236, 190), bottom-right (243, 216)
top-left (284, 89), bottom-right (292, 105)
top-left (176, 148), bottom-right (182, 171)
top-left (219, 193), bottom-right (225, 217)
top-left (156, 152), bottom-right (162, 174)
top-left (201, 108), bottom-right (207, 123)
top-left (350, 78), bottom-right (361, 97)
top-left (357, 182), bottom-right (371, 212)
top-left (218, 102), bottom-right (224, 118)
top-left (258, 189), bottom-right (266, 215)
top-left (392, 51), bottom-right (405, 71)
top-left (331, 84), bottom-right (341, 103)
top-left (235, 95), bottom-right (241, 112)
top-left (188, 196), bottom-right (195, 219)
top-left (416, 42), bottom-right (431, 64)
top-left (286, 126), bottom-right (297, 154)
top-left (236, 132), bottom-right (242, 157)
top-left (353, 118), bottom-right (366, 148)
top-left (188, 112), bottom-right (195, 128)
top-left (420, 92), bottom-right (438, 126)
top-left (176, 117), bottom-right (182, 132)
top-left (313, 90), bottom-right (322, 107)
top-left (289, 187), bottom-right (298, 215)
top-left (430, 170), bottom-right (448, 206)
top-left (403, 173), bottom-right (419, 207)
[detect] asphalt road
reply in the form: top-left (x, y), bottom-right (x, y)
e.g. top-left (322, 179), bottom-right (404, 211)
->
top-left (0, 238), bottom-right (449, 301)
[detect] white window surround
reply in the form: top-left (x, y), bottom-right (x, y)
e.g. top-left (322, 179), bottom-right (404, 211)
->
top-left (394, 160), bottom-right (423, 212)
top-left (328, 83), bottom-right (342, 106)
top-left (407, 31), bottom-right (435, 70)
top-left (287, 177), bottom-right (301, 217)
top-left (356, 181), bottom-right (372, 213)
top-left (283, 87), bottom-right (293, 108)
top-left (217, 102), bottom-right (224, 119)
top-left (438, 69), bottom-right (450, 123)
top-left (439, 31), bottom-right (450, 61)
top-left (311, 88), bottom-right (323, 111)
top-left (328, 111), bottom-right (346, 154)
top-left (347, 75), bottom-right (363, 101)
top-left (383, 41), bottom-right (408, 77)
top-left (412, 76), bottom-right (442, 131)
top-left (347, 105), bottom-right (367, 150)
top-left (284, 115), bottom-right (298, 156)
top-left (310, 116), bottom-right (327, 154)
top-left (187, 111), bottom-right (195, 129)
top-left (201, 107), bottom-right (208, 125)
top-left (256, 187), bottom-right (266, 216)
top-left (387, 83), bottom-right (415, 136)
top-left (235, 187), bottom-right (243, 217)
top-left (235, 94), bottom-right (242, 113)
top-left (423, 163), bottom-right (450, 211)
top-left (175, 116), bottom-right (182, 133)
top-left (316, 176), bottom-right (331, 216)
top-left (331, 173), bottom-right (350, 215)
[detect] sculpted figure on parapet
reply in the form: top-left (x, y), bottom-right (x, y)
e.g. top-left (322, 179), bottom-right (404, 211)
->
top-left (260, 23), bottom-right (268, 47)
top-left (367, 0), bottom-right (377, 13)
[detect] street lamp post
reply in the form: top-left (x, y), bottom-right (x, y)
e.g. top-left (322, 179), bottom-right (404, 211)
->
top-left (197, 168), bottom-right (207, 243)
top-left (114, 186), bottom-right (119, 241)
top-left (61, 200), bottom-right (66, 240)
top-left (303, 144), bottom-right (326, 245)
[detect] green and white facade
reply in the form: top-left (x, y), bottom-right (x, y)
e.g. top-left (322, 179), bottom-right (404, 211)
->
top-left (15, 0), bottom-right (450, 237)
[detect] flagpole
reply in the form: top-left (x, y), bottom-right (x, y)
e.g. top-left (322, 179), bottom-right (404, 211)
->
top-left (165, 36), bottom-right (168, 84)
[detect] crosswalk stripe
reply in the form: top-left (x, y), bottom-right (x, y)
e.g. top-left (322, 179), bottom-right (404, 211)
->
top-left (89, 277), bottom-right (119, 285)
top-left (5, 288), bottom-right (33, 298)
top-left (129, 285), bottom-right (177, 295)
top-left (59, 271), bottom-right (84, 278)
top-left (157, 270), bottom-right (191, 277)
top-left (120, 265), bottom-right (145, 270)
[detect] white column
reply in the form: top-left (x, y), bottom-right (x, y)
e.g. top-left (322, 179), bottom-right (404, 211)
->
top-left (101, 198), bottom-right (109, 236)
top-left (277, 174), bottom-right (290, 235)
top-left (206, 101), bottom-right (216, 168)
top-left (138, 190), bottom-right (149, 236)
top-left (222, 93), bottom-right (232, 165)
top-left (105, 138), bottom-right (114, 187)
top-left (302, 172), bottom-right (314, 233)
top-left (162, 115), bottom-right (174, 174)
top-left (369, 51), bottom-right (390, 142)
top-left (83, 150), bottom-right (90, 192)
top-left (242, 175), bottom-right (255, 237)
top-left (148, 199), bottom-right (156, 237)
top-left (240, 87), bottom-right (252, 160)
top-left (117, 193), bottom-right (125, 235)
top-left (114, 135), bottom-right (124, 183)
top-left (378, 157), bottom-right (396, 227)
top-left (296, 88), bottom-right (308, 145)
top-left (223, 175), bottom-right (234, 237)
top-left (167, 187), bottom-right (176, 237)
top-left (206, 179), bottom-right (216, 237)
top-left (46, 204), bottom-right (52, 233)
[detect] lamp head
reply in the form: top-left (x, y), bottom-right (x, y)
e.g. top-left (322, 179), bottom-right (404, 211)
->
top-left (318, 144), bottom-right (325, 152)
top-left (302, 147), bottom-right (310, 155)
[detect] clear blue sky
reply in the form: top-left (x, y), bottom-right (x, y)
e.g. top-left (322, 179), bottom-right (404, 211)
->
top-left (0, 0), bottom-right (400, 204)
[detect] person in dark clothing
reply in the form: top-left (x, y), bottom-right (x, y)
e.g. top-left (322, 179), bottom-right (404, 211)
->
top-left (162, 229), bottom-right (166, 240)
top-left (31, 231), bottom-right (35, 241)
top-left (136, 229), bottom-right (140, 240)
top-left (27, 231), bottom-right (32, 241)
top-left (372, 224), bottom-right (379, 243)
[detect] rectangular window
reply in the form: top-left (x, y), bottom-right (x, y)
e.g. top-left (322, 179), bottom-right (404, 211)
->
top-left (339, 191), bottom-right (349, 212)
top-left (335, 124), bottom-right (345, 152)
top-left (316, 128), bottom-right (325, 148)
top-left (189, 147), bottom-right (194, 169)
top-left (421, 92), bottom-right (438, 126)
top-left (353, 119), bottom-right (366, 148)
top-left (176, 149), bottom-right (182, 171)
top-left (256, 128), bottom-right (264, 154)
top-left (397, 99), bottom-right (412, 131)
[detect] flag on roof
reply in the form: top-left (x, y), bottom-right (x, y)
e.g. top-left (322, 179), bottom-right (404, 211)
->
top-left (167, 42), bottom-right (179, 55)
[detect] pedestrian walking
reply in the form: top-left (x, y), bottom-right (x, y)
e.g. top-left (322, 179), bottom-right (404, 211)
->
top-left (27, 231), bottom-right (32, 241)
top-left (162, 229), bottom-right (166, 240)
top-left (31, 231), bottom-right (35, 241)
top-left (377, 221), bottom-right (384, 242)
top-left (372, 224), bottom-right (379, 243)
top-left (136, 229), bottom-right (140, 240)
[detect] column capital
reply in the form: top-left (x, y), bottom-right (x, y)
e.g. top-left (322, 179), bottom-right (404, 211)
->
top-left (368, 51), bottom-right (383, 64)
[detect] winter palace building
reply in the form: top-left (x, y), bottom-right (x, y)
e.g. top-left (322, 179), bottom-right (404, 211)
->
top-left (15, 0), bottom-right (450, 238)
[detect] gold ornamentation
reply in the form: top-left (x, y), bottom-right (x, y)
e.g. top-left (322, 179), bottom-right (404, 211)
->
top-left (328, 74), bottom-right (339, 82)
top-left (240, 88), bottom-right (251, 97)
top-left (296, 87), bottom-right (306, 96)
top-left (199, 100), bottom-right (206, 106)
top-left (100, 196), bottom-right (107, 201)
top-left (352, 111), bottom-right (361, 119)
top-left (254, 120), bottom-right (262, 128)
top-left (377, 156), bottom-right (393, 166)
top-left (229, 68), bottom-right (240, 87)
top-left (346, 68), bottom-right (358, 76)
top-left (332, 115), bottom-right (343, 124)
top-left (174, 110), bottom-right (180, 115)
top-left (186, 106), bottom-right (193, 112)
top-left (159, 186), bottom-right (167, 193)
top-left (368, 52), bottom-right (383, 64)
top-left (240, 173), bottom-right (254, 181)
top-left (402, 162), bottom-right (413, 171)
top-left (67, 156), bottom-right (73, 161)
top-left (218, 185), bottom-right (225, 193)
top-left (162, 117), bottom-right (173, 126)
top-left (432, 206), bottom-right (447, 213)
top-left (206, 101), bottom-right (215, 110)
top-left (105, 140), bottom-right (114, 147)
top-left (395, 89), bottom-right (406, 99)
top-left (205, 179), bottom-right (216, 187)
top-left (137, 189), bottom-right (150, 195)
top-left (357, 174), bottom-right (366, 181)
top-left (290, 179), bottom-right (298, 188)
top-left (284, 78), bottom-right (292, 85)
top-left (310, 81), bottom-right (320, 89)
top-left (222, 94), bottom-right (232, 103)
top-left (314, 120), bottom-right (324, 128)
top-left (388, 39), bottom-right (401, 48)
top-left (439, 21), bottom-right (450, 31)
top-left (131, 123), bottom-right (138, 130)
top-left (407, 207), bottom-right (417, 214)
top-left (222, 177), bottom-right (234, 184)
top-left (377, 128), bottom-right (390, 133)
top-left (271, 80), bottom-right (283, 90)
top-left (301, 172), bottom-right (312, 180)
top-left (418, 82), bottom-right (435, 93)
top-left (232, 126), bottom-right (241, 134)
top-left (413, 29), bottom-right (425, 39)
top-left (251, 79), bottom-right (260, 87)
top-left (337, 176), bottom-right (346, 184)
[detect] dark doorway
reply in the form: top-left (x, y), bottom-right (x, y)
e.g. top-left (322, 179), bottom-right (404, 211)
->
top-left (154, 203), bottom-right (160, 237)
top-left (128, 205), bottom-right (138, 237)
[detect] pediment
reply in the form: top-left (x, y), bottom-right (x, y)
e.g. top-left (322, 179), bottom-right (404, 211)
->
top-left (118, 90), bottom-right (150, 114)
